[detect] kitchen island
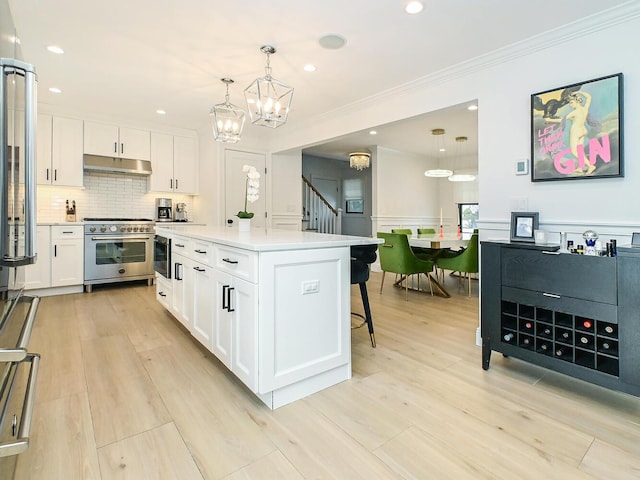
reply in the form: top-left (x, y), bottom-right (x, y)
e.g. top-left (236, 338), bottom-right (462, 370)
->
top-left (154, 225), bottom-right (379, 409)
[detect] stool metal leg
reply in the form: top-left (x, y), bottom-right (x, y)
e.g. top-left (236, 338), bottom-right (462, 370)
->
top-left (359, 282), bottom-right (376, 347)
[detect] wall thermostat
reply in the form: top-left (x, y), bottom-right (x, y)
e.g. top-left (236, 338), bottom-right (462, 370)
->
top-left (515, 159), bottom-right (529, 175)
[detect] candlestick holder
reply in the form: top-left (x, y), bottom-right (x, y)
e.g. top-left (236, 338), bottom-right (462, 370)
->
top-left (439, 225), bottom-right (444, 238)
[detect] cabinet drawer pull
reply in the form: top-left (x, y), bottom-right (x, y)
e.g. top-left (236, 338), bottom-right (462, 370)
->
top-left (542, 292), bottom-right (561, 299)
top-left (193, 266), bottom-right (205, 272)
top-left (542, 250), bottom-right (560, 255)
top-left (222, 258), bottom-right (238, 264)
top-left (227, 286), bottom-right (235, 312)
top-left (194, 249), bottom-right (207, 254)
top-left (158, 291), bottom-right (166, 297)
top-left (61, 231), bottom-right (74, 234)
top-left (175, 243), bottom-right (185, 248)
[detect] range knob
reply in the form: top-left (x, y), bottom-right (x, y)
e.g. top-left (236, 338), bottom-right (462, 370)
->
top-left (100, 227), bottom-right (107, 232)
top-left (120, 227), bottom-right (126, 232)
top-left (89, 227), bottom-right (96, 232)
top-left (127, 227), bottom-right (133, 232)
top-left (133, 226), bottom-right (139, 232)
top-left (109, 225), bottom-right (118, 232)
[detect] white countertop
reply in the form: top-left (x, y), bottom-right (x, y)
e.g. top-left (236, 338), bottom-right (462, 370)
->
top-left (155, 225), bottom-right (380, 252)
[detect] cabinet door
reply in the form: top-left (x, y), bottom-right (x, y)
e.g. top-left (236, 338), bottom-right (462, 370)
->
top-left (211, 269), bottom-right (232, 368)
top-left (36, 114), bottom-right (53, 185)
top-left (230, 277), bottom-right (257, 391)
top-left (149, 132), bottom-right (175, 192)
top-left (24, 226), bottom-right (52, 289)
top-left (173, 135), bottom-right (198, 194)
top-left (120, 127), bottom-right (150, 160)
top-left (156, 275), bottom-right (172, 310)
top-left (171, 253), bottom-right (193, 329)
top-left (192, 263), bottom-right (215, 349)
top-left (52, 117), bottom-right (84, 187)
top-left (84, 121), bottom-right (119, 156)
top-left (51, 227), bottom-right (84, 287)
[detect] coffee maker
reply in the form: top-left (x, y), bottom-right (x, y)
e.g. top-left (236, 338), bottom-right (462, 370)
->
top-left (174, 203), bottom-right (188, 222)
top-left (155, 198), bottom-right (173, 222)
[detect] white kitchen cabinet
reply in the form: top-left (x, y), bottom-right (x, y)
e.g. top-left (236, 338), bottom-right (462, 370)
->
top-left (155, 275), bottom-right (172, 311)
top-left (171, 251), bottom-right (193, 330)
top-left (191, 261), bottom-right (215, 348)
top-left (149, 133), bottom-right (198, 194)
top-left (37, 115), bottom-right (83, 186)
top-left (211, 270), bottom-right (257, 391)
top-left (25, 225), bottom-right (84, 290)
top-left (24, 226), bottom-right (52, 290)
top-left (50, 226), bottom-right (84, 286)
top-left (84, 120), bottom-right (150, 160)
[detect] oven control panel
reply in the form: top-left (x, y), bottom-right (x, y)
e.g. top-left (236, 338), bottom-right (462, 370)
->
top-left (85, 222), bottom-right (155, 234)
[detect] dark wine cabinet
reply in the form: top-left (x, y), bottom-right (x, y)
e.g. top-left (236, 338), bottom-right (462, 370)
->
top-left (481, 241), bottom-right (640, 397)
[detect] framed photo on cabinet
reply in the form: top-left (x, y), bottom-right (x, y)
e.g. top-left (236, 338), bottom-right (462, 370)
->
top-left (510, 212), bottom-right (539, 243)
top-left (530, 73), bottom-right (623, 182)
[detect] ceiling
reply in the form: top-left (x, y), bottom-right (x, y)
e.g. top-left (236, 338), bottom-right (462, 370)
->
top-left (8, 0), bottom-right (629, 160)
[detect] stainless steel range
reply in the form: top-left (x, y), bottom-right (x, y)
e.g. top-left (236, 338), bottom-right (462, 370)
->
top-left (83, 218), bottom-right (155, 292)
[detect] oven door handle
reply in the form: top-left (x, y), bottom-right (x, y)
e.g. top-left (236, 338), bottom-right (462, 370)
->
top-left (0, 354), bottom-right (40, 458)
top-left (90, 236), bottom-right (152, 241)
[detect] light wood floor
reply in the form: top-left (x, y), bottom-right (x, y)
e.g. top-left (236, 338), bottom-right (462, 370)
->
top-left (14, 272), bottom-right (640, 479)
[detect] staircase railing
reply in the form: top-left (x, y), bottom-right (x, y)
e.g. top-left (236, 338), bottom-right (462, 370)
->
top-left (302, 175), bottom-right (342, 234)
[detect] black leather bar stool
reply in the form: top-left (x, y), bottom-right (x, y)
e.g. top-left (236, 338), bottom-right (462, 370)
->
top-left (350, 244), bottom-right (378, 347)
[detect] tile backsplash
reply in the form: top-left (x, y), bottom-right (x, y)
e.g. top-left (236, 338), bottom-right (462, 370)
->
top-left (37, 171), bottom-right (194, 222)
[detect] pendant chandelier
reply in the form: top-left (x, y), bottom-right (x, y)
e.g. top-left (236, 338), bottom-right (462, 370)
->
top-left (448, 135), bottom-right (477, 182)
top-left (244, 45), bottom-right (294, 128)
top-left (349, 152), bottom-right (371, 171)
top-left (210, 78), bottom-right (245, 144)
top-left (424, 128), bottom-right (453, 178)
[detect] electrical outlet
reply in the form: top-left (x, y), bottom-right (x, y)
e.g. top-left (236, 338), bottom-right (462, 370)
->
top-left (301, 280), bottom-right (320, 295)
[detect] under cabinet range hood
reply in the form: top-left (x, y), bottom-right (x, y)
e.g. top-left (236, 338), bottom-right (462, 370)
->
top-left (83, 154), bottom-right (152, 176)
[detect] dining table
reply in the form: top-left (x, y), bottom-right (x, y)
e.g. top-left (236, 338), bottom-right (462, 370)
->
top-left (403, 233), bottom-right (471, 298)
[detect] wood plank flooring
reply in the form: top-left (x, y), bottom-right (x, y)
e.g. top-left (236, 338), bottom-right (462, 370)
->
top-left (14, 272), bottom-right (640, 479)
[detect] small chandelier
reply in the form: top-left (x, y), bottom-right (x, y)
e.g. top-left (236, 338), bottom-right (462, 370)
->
top-left (244, 45), bottom-right (294, 128)
top-left (349, 152), bottom-right (371, 171)
top-left (424, 128), bottom-right (453, 178)
top-left (210, 78), bottom-right (245, 143)
top-left (448, 135), bottom-right (477, 182)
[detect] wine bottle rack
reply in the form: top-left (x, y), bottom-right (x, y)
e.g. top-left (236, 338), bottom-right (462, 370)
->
top-left (500, 301), bottom-right (619, 376)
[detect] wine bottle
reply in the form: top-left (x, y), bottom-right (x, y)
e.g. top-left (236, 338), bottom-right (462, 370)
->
top-left (601, 342), bottom-right (611, 350)
top-left (582, 319), bottom-right (593, 329)
top-left (560, 331), bottom-right (570, 340)
top-left (555, 346), bottom-right (569, 357)
top-left (538, 344), bottom-right (549, 353)
top-left (542, 327), bottom-right (552, 336)
top-left (503, 333), bottom-right (515, 342)
top-left (522, 337), bottom-right (531, 346)
top-left (579, 336), bottom-right (590, 345)
top-left (604, 325), bottom-right (615, 335)
top-left (524, 321), bottom-right (533, 330)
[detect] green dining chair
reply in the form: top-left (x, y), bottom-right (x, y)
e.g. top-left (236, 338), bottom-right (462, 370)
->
top-left (392, 228), bottom-right (441, 260)
top-left (417, 228), bottom-right (436, 234)
top-left (435, 230), bottom-right (479, 296)
top-left (377, 232), bottom-right (435, 300)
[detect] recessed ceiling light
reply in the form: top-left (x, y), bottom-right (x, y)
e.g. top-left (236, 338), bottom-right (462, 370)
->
top-left (304, 64), bottom-right (316, 72)
top-left (405, 1), bottom-right (424, 14)
top-left (319, 34), bottom-right (346, 50)
top-left (48, 87), bottom-right (62, 94)
top-left (467, 104), bottom-right (478, 111)
top-left (156, 109), bottom-right (166, 115)
top-left (47, 45), bottom-right (64, 54)
top-left (439, 148), bottom-right (446, 152)
top-left (369, 130), bottom-right (377, 135)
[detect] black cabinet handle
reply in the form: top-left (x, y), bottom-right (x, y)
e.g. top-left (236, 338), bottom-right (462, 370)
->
top-left (194, 249), bottom-right (207, 254)
top-left (193, 266), bottom-right (205, 272)
top-left (114, 142), bottom-right (118, 154)
top-left (46, 168), bottom-right (49, 180)
top-left (158, 291), bottom-right (166, 297)
top-left (222, 258), bottom-right (238, 264)
top-left (227, 286), bottom-right (235, 312)
top-left (54, 169), bottom-right (57, 181)
top-left (175, 243), bottom-right (185, 248)
top-left (222, 285), bottom-right (229, 310)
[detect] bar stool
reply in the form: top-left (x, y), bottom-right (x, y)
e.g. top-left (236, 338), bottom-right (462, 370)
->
top-left (351, 244), bottom-right (378, 347)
